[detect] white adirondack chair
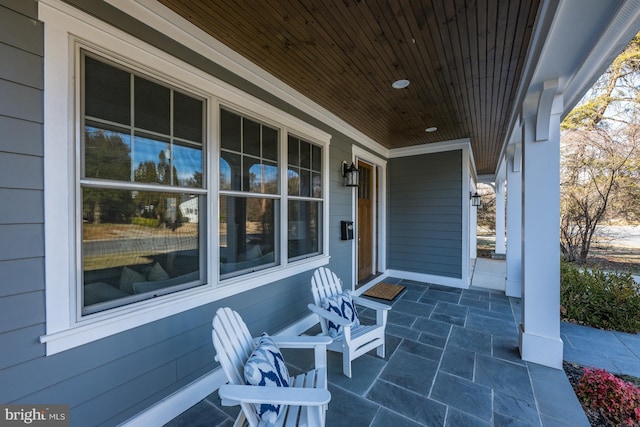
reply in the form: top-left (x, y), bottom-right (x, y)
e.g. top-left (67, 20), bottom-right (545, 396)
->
top-left (212, 307), bottom-right (332, 427)
top-left (308, 267), bottom-right (391, 378)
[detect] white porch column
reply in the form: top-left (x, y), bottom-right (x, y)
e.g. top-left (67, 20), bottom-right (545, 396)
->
top-left (493, 178), bottom-right (506, 257)
top-left (505, 144), bottom-right (522, 298)
top-left (519, 84), bottom-right (563, 369)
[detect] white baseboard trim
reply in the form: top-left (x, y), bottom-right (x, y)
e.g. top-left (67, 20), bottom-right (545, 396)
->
top-left (119, 368), bottom-right (228, 427)
top-left (119, 314), bottom-right (320, 426)
top-left (385, 269), bottom-right (468, 289)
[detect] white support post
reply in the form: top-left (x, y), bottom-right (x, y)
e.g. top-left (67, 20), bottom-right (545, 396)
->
top-left (506, 144), bottom-right (522, 298)
top-left (519, 88), bottom-right (563, 369)
top-left (494, 178), bottom-right (506, 257)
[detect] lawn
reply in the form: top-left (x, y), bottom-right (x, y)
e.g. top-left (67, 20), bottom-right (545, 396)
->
top-left (477, 227), bottom-right (640, 276)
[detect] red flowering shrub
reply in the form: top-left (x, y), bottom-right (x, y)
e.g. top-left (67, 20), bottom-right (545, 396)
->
top-left (576, 368), bottom-right (640, 426)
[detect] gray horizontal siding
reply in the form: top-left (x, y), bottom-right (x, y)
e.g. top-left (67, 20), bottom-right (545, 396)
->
top-left (0, 5), bottom-right (43, 55)
top-left (0, 0), bottom-right (49, 405)
top-left (0, 5), bottom-right (46, 393)
top-left (176, 343), bottom-right (212, 379)
top-left (0, 224), bottom-right (44, 260)
top-left (0, 116), bottom-right (44, 156)
top-left (0, 257), bottom-right (44, 297)
top-left (388, 150), bottom-right (463, 278)
top-left (0, 42), bottom-right (43, 89)
top-left (0, 152), bottom-right (43, 189)
top-left (1, 273), bottom-right (318, 426)
top-left (0, 291), bottom-right (44, 333)
top-left (17, 325), bottom-right (211, 405)
top-left (390, 221), bottom-right (463, 233)
top-left (0, 324), bottom-right (46, 369)
top-left (74, 363), bottom-right (177, 425)
top-left (0, 189), bottom-right (43, 223)
top-left (0, 0), bottom-right (38, 20)
top-left (0, 79), bottom-right (43, 123)
top-left (391, 226), bottom-right (462, 239)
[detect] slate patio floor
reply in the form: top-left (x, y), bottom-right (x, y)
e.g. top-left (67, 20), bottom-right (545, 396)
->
top-left (166, 277), bottom-right (600, 426)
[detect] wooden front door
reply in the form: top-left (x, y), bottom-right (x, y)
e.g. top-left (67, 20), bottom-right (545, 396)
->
top-left (357, 161), bottom-right (374, 282)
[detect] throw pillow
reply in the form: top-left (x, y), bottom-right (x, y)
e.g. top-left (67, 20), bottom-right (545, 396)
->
top-left (244, 333), bottom-right (290, 424)
top-left (147, 262), bottom-right (170, 281)
top-left (321, 291), bottom-right (360, 338)
top-left (119, 267), bottom-right (146, 294)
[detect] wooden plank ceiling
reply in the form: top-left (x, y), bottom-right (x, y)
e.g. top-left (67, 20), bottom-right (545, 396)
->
top-left (159, 0), bottom-right (540, 175)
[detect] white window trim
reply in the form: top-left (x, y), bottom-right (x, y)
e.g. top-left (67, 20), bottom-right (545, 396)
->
top-left (39, 0), bottom-right (330, 355)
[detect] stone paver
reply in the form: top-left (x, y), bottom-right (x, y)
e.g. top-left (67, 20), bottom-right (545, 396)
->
top-left (166, 274), bottom-right (611, 426)
top-left (562, 321), bottom-right (640, 377)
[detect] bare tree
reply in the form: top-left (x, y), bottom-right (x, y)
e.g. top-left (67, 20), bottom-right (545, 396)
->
top-left (560, 33), bottom-right (640, 263)
top-left (562, 34), bottom-right (639, 130)
top-left (476, 183), bottom-right (496, 232)
top-left (560, 126), bottom-right (638, 262)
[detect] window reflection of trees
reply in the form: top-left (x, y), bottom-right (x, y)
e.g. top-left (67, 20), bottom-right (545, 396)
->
top-left (219, 109), bottom-right (280, 276)
top-left (84, 128), bottom-right (133, 225)
top-left (288, 200), bottom-right (320, 259)
top-left (219, 196), bottom-right (276, 275)
top-left (81, 53), bottom-right (205, 313)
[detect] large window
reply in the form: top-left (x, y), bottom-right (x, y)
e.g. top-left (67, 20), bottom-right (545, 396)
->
top-left (41, 7), bottom-right (331, 353)
top-left (80, 52), bottom-right (206, 314)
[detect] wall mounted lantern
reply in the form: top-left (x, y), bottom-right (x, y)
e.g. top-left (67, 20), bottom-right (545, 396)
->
top-left (470, 191), bottom-right (482, 207)
top-left (342, 161), bottom-right (359, 187)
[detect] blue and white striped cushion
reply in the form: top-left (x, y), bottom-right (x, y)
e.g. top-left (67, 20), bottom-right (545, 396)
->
top-left (244, 333), bottom-right (290, 424)
top-left (321, 291), bottom-right (360, 338)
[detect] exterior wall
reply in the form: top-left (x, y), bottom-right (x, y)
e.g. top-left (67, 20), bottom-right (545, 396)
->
top-left (387, 150), bottom-right (463, 278)
top-left (0, 1), bottom-right (358, 425)
top-left (0, 0), bottom-right (47, 388)
top-left (327, 140), bottom-right (359, 284)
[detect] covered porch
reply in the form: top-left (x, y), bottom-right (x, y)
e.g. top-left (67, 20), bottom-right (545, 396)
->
top-left (166, 272), bottom-right (588, 426)
top-left (3, 1), bottom-right (639, 425)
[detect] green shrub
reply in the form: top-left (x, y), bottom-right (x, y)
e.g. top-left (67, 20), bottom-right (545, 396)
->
top-left (131, 217), bottom-right (159, 228)
top-left (560, 261), bottom-right (640, 333)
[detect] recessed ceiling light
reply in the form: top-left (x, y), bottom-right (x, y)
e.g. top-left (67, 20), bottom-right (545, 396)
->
top-left (392, 79), bottom-right (410, 89)
top-left (425, 127), bottom-right (438, 132)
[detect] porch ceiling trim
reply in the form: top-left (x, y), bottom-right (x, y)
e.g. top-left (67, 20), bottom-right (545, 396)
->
top-left (106, 0), bottom-right (391, 157)
top-left (388, 137), bottom-right (471, 158)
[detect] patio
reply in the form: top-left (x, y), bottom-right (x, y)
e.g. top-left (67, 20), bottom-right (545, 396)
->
top-left (166, 276), bottom-right (594, 426)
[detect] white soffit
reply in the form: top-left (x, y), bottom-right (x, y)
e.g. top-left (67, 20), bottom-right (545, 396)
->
top-left (527, 0), bottom-right (640, 117)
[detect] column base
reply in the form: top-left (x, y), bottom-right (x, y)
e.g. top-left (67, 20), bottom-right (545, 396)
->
top-left (505, 279), bottom-right (521, 298)
top-left (491, 251), bottom-right (506, 260)
top-left (519, 323), bottom-right (563, 369)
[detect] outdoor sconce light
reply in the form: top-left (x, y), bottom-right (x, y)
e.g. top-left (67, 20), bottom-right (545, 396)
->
top-left (470, 191), bottom-right (482, 207)
top-left (342, 161), bottom-right (359, 187)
